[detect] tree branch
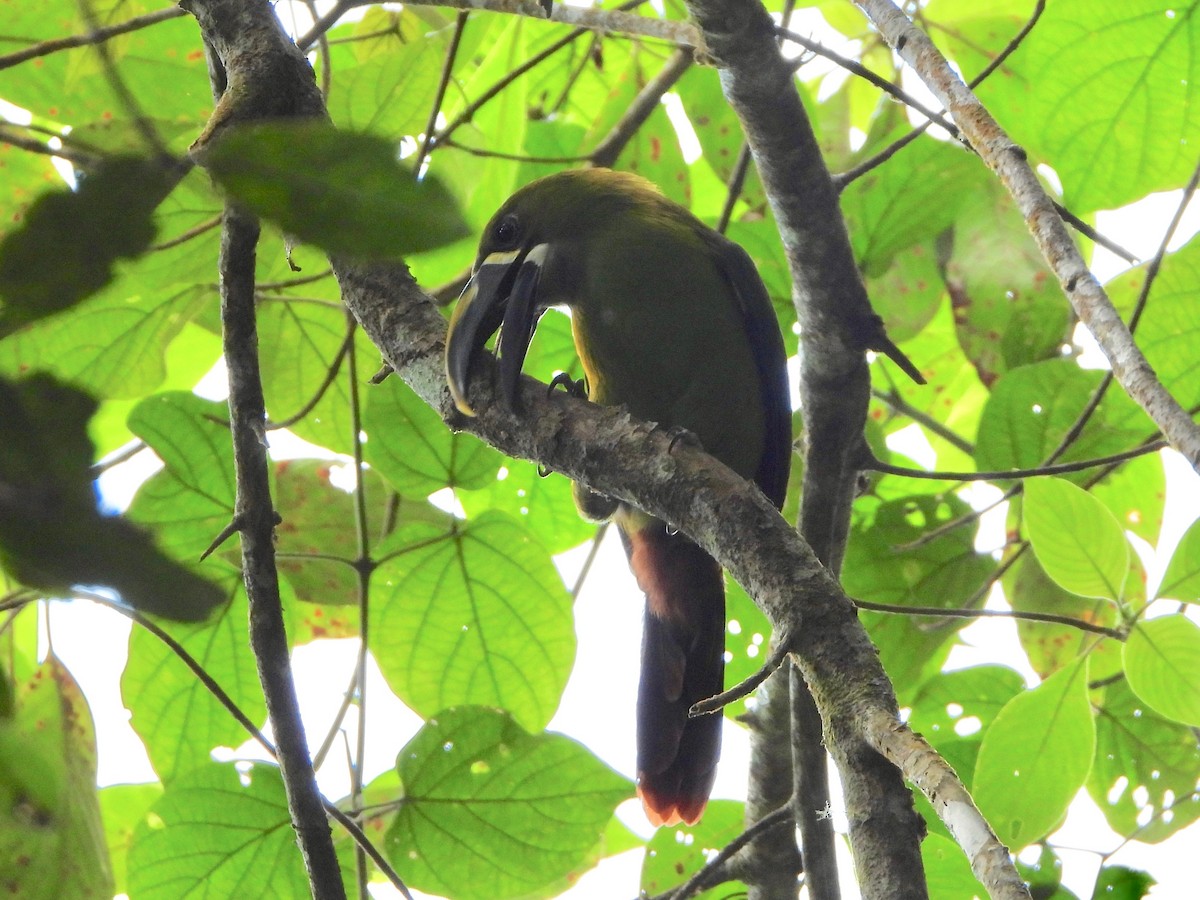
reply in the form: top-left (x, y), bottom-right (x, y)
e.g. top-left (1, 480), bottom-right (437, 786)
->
top-left (863, 709), bottom-right (1030, 900)
top-left (219, 202), bottom-right (345, 899)
top-left (853, 0), bottom-right (1200, 473)
top-left (0, 6), bottom-right (185, 72)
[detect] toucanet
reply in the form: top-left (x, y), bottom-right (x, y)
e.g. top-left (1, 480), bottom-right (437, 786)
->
top-left (444, 168), bottom-right (792, 826)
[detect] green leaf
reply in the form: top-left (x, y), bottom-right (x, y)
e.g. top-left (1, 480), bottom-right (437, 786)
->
top-left (1024, 477), bottom-right (1131, 602)
top-left (922, 832), bottom-right (986, 900)
top-left (975, 360), bottom-right (1148, 480)
top-left (941, 180), bottom-right (1069, 386)
top-left (274, 459), bottom-right (451, 607)
top-left (0, 157), bottom-right (179, 335)
top-left (365, 374), bottom-right (502, 495)
top-left (841, 126), bottom-right (983, 277)
top-left (1088, 677), bottom-right (1200, 842)
top-left (373, 512), bottom-right (574, 731)
top-left (127, 391), bottom-right (237, 509)
top-left (1158, 515), bottom-right (1200, 602)
top-left (388, 707), bottom-right (632, 900)
top-left (908, 665), bottom-right (1026, 781)
top-left (1106, 235), bottom-right (1200, 413)
top-left (723, 578), bottom-right (774, 720)
top-left (127, 763), bottom-right (308, 898)
top-left (1124, 615), bottom-right (1200, 726)
top-left (99, 782), bottom-right (161, 896)
top-left (1003, 0), bottom-right (1200, 212)
top-left (205, 122), bottom-right (469, 260)
top-left (325, 11), bottom-right (452, 137)
top-left (973, 659), bottom-right (1096, 848)
top-left (640, 800), bottom-right (749, 899)
top-left (1090, 866), bottom-right (1156, 900)
top-left (0, 656), bottom-right (112, 900)
top-left (0, 375), bottom-right (223, 621)
top-left (256, 296), bottom-right (358, 455)
top-left (458, 460), bottom-right (595, 556)
top-left (845, 492), bottom-right (996, 698)
top-left (1007, 553), bottom-right (1123, 680)
top-left (121, 581), bottom-right (267, 783)
top-left (866, 239), bottom-right (944, 344)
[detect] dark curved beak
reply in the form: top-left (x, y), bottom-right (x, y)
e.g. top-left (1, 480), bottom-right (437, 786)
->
top-left (445, 243), bottom-right (551, 416)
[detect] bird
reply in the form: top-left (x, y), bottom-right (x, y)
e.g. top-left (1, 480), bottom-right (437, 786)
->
top-left (444, 167), bottom-right (792, 826)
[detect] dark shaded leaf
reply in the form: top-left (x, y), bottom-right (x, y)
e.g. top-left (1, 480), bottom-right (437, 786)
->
top-left (0, 157), bottom-right (179, 334)
top-left (205, 122), bottom-right (469, 260)
top-left (0, 375), bottom-right (223, 621)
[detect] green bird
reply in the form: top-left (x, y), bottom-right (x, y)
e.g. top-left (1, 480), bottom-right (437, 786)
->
top-left (444, 168), bottom-right (792, 826)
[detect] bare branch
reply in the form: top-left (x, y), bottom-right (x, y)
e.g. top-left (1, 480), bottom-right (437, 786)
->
top-left (854, 0), bottom-right (1200, 472)
top-left (591, 47), bottom-right (692, 168)
top-left (868, 440), bottom-right (1167, 482)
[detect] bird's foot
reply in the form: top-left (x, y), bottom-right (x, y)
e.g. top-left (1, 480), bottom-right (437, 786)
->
top-left (547, 371), bottom-right (587, 400)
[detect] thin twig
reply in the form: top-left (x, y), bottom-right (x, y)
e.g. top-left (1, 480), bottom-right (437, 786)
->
top-left (569, 523), bottom-right (609, 600)
top-left (663, 805), bottom-right (796, 900)
top-left (0, 7), bottom-right (184, 71)
top-left (690, 635), bottom-right (790, 716)
top-left (590, 47), bottom-right (692, 168)
top-left (870, 388), bottom-right (976, 455)
top-left (854, 593), bottom-right (1123, 639)
top-left (0, 125), bottom-right (100, 168)
top-left (345, 310), bottom-right (374, 900)
top-left (414, 11), bottom-right (469, 175)
top-left (777, 26), bottom-right (959, 138)
top-left (868, 440), bottom-right (1167, 482)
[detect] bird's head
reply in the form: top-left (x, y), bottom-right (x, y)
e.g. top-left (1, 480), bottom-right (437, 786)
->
top-left (444, 169), bottom-right (663, 416)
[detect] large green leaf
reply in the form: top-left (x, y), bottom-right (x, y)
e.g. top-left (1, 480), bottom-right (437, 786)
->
top-left (127, 391), bottom-right (237, 509)
top-left (324, 9), bottom-right (453, 138)
top-left (999, 0), bottom-right (1200, 212)
top-left (1088, 677), bottom-right (1200, 842)
top-left (1107, 235), bottom-right (1200, 415)
top-left (0, 655), bottom-right (111, 900)
top-left (372, 512), bottom-right (574, 731)
top-left (0, 2), bottom-right (210, 130)
top-left (1158, 516), bottom-right (1200, 602)
top-left (388, 707), bottom-right (632, 900)
top-left (1024, 477), bottom-right (1131, 603)
top-left (458, 460), bottom-right (595, 556)
top-left (121, 580), bottom-right (267, 783)
top-left (99, 782), bottom-right (161, 896)
top-left (973, 658), bottom-right (1096, 848)
top-left (364, 374), bottom-right (502, 496)
top-left (274, 459), bottom-right (451, 608)
top-left (127, 763), bottom-right (308, 898)
top-left (205, 122), bottom-right (469, 260)
top-left (1124, 614), bottom-right (1200, 726)
top-left (255, 296), bottom-right (358, 455)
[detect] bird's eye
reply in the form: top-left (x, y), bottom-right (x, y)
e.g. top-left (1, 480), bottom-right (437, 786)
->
top-left (493, 215), bottom-right (520, 248)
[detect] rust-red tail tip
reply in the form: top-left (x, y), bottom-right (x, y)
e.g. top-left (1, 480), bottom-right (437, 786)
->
top-left (637, 781), bottom-right (707, 827)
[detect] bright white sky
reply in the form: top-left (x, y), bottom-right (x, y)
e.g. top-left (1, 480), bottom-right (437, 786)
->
top-left (20, 3), bottom-right (1200, 899)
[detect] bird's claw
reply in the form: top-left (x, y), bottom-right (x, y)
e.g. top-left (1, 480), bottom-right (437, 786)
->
top-left (548, 371), bottom-right (587, 400)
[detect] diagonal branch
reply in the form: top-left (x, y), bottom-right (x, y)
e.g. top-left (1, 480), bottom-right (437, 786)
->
top-left (854, 0), bottom-right (1200, 473)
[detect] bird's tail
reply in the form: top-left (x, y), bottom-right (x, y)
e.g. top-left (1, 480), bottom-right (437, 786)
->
top-left (622, 521), bottom-right (725, 826)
